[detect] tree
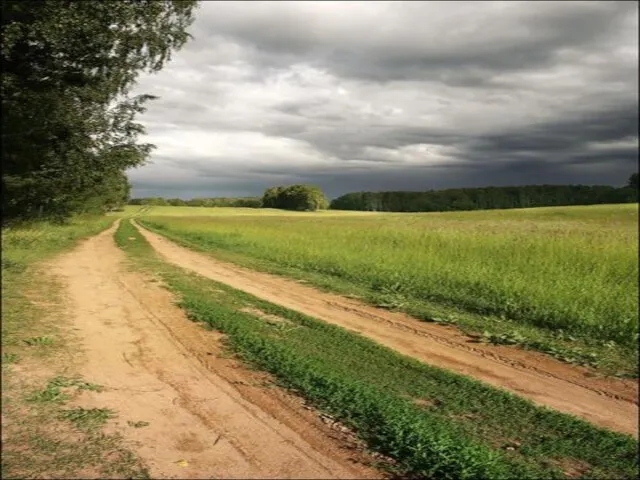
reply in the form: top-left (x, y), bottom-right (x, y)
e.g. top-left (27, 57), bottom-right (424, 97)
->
top-left (261, 184), bottom-right (328, 211)
top-left (64, 170), bottom-right (131, 213)
top-left (261, 186), bottom-right (285, 208)
top-left (628, 173), bottom-right (639, 190)
top-left (1, 0), bottom-right (198, 222)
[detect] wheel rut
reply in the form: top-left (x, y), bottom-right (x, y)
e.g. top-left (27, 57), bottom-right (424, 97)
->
top-left (48, 221), bottom-right (380, 479)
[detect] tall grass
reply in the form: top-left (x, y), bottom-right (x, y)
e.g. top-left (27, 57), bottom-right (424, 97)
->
top-left (119, 204), bottom-right (375, 217)
top-left (139, 204), bottom-right (638, 347)
top-left (2, 216), bottom-right (115, 270)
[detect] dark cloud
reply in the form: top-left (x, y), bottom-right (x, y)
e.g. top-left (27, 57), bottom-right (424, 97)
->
top-left (192, 1), bottom-right (634, 82)
top-left (131, 159), bottom-right (634, 200)
top-left (467, 105), bottom-right (639, 160)
top-left (128, 1), bottom-right (638, 199)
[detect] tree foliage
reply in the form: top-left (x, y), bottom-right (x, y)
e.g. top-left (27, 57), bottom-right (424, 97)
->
top-left (1, 0), bottom-right (197, 222)
top-left (628, 173), bottom-right (639, 190)
top-left (261, 185), bottom-right (329, 211)
top-left (331, 181), bottom-right (639, 212)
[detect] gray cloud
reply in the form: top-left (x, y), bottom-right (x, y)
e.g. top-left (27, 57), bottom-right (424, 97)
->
top-left (128, 1), bottom-right (638, 199)
top-left (190, 1), bottom-right (637, 84)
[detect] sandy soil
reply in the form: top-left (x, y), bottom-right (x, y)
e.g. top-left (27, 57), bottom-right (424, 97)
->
top-left (48, 222), bottom-right (380, 479)
top-left (133, 220), bottom-right (639, 438)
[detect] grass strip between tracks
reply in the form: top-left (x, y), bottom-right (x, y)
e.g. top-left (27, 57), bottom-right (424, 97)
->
top-left (116, 219), bottom-right (638, 480)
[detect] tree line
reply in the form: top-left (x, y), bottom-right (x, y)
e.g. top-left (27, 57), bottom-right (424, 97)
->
top-left (2, 1), bottom-right (197, 224)
top-left (130, 185), bottom-right (329, 211)
top-left (129, 176), bottom-right (638, 213)
top-left (129, 197), bottom-right (261, 208)
top-left (330, 176), bottom-right (638, 212)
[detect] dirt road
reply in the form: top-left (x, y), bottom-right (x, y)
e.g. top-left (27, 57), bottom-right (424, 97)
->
top-left (48, 222), bottom-right (379, 479)
top-left (133, 220), bottom-right (639, 437)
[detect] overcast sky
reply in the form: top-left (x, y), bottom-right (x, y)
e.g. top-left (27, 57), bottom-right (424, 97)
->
top-left (128, 1), bottom-right (638, 199)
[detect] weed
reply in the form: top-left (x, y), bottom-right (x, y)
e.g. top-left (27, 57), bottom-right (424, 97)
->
top-left (482, 330), bottom-right (527, 346)
top-left (2, 353), bottom-right (19, 364)
top-left (376, 295), bottom-right (406, 310)
top-left (530, 343), bottom-right (600, 368)
top-left (1, 258), bottom-right (26, 272)
top-left (27, 376), bottom-right (102, 404)
top-left (27, 383), bottom-right (71, 404)
top-left (49, 376), bottom-right (103, 392)
top-left (469, 330), bottom-right (604, 368)
top-left (23, 336), bottom-right (55, 347)
top-left (127, 420), bottom-right (150, 428)
top-left (59, 407), bottom-right (115, 429)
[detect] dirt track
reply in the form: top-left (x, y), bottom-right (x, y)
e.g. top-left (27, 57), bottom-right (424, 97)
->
top-left (133, 220), bottom-right (639, 437)
top-left (49, 222), bottom-right (379, 479)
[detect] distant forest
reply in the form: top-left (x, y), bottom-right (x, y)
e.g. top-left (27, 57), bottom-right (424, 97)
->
top-left (129, 197), bottom-right (262, 208)
top-left (331, 178), bottom-right (638, 213)
top-left (130, 176), bottom-right (638, 213)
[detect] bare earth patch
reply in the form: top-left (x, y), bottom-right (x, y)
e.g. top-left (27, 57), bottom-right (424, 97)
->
top-left (133, 220), bottom-right (639, 437)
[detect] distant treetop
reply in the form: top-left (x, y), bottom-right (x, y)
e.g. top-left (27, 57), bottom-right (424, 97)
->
top-left (261, 185), bottom-right (329, 211)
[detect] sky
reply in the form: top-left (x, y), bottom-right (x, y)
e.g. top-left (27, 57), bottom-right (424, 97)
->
top-left (128, 1), bottom-right (639, 200)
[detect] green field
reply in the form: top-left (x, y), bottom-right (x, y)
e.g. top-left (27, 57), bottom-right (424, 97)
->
top-left (115, 218), bottom-right (639, 479)
top-left (132, 204), bottom-right (639, 374)
top-left (121, 204), bottom-right (378, 217)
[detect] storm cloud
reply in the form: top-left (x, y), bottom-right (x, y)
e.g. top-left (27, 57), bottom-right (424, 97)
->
top-left (128, 1), bottom-right (638, 199)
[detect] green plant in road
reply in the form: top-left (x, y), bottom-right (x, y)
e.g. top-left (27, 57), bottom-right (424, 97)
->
top-left (24, 336), bottom-right (55, 347)
top-left (59, 408), bottom-right (115, 429)
top-left (127, 420), bottom-right (150, 428)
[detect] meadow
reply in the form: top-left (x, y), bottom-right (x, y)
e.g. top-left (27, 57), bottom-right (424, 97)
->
top-left (132, 204), bottom-right (639, 374)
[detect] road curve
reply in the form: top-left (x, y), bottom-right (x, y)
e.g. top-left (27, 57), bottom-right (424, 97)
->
top-left (133, 220), bottom-right (639, 437)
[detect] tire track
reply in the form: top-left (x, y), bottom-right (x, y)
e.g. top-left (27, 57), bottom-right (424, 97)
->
top-left (48, 221), bottom-right (380, 479)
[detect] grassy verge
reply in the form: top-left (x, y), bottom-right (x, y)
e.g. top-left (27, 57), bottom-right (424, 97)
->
top-left (1, 216), bottom-right (149, 479)
top-left (116, 218), bottom-right (638, 480)
top-left (135, 208), bottom-right (638, 377)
